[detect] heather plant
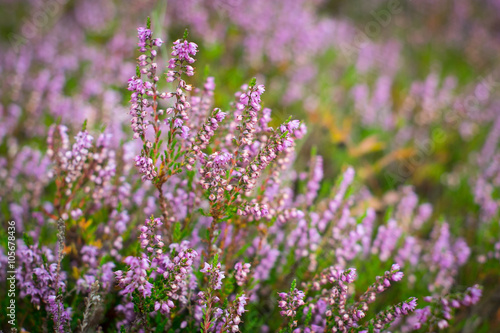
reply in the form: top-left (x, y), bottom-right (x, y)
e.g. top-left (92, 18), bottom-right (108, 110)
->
top-left (1, 1), bottom-right (500, 332)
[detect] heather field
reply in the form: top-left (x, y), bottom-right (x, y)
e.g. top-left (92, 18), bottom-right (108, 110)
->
top-left (1, 0), bottom-right (499, 332)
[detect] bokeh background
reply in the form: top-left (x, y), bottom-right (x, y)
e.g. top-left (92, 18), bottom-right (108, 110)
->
top-left (1, 0), bottom-right (500, 331)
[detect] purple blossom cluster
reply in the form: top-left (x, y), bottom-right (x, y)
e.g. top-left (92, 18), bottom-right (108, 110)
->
top-left (403, 285), bottom-right (482, 331)
top-left (134, 155), bottom-right (157, 181)
top-left (278, 287), bottom-right (306, 318)
top-left (139, 216), bottom-right (165, 255)
top-left (77, 245), bottom-right (115, 293)
top-left (16, 242), bottom-right (71, 331)
top-left (220, 293), bottom-right (248, 332)
top-left (234, 262), bottom-right (251, 286)
top-left (366, 297), bottom-right (418, 332)
top-left (200, 151), bottom-right (232, 202)
top-left (115, 256), bottom-right (153, 298)
top-left (359, 264), bottom-right (404, 304)
top-left (200, 261), bottom-right (225, 290)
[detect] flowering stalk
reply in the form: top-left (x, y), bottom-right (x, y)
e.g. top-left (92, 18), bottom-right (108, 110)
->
top-left (362, 297), bottom-right (418, 332)
top-left (47, 123), bottom-right (114, 218)
top-left (128, 20), bottom-right (199, 241)
top-left (16, 234), bottom-right (72, 332)
top-left (234, 262), bottom-right (251, 287)
top-left (231, 118), bottom-right (299, 216)
top-left (405, 284), bottom-right (482, 330)
top-left (115, 217), bottom-right (198, 331)
top-left (278, 279), bottom-right (306, 332)
top-left (79, 281), bottom-right (101, 333)
top-left (219, 293), bottom-right (248, 333)
top-left (358, 264), bottom-right (404, 304)
top-left (198, 257), bottom-right (226, 332)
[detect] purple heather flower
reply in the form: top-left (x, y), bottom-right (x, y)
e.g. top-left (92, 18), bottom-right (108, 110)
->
top-left (462, 284), bottom-right (482, 306)
top-left (287, 119), bottom-right (300, 132)
top-left (174, 118), bottom-right (184, 128)
top-left (181, 125), bottom-right (190, 139)
top-left (278, 287), bottom-right (305, 317)
top-left (204, 76), bottom-right (216, 91)
top-left (372, 219), bottom-right (402, 262)
top-left (115, 256), bottom-right (153, 298)
top-left (47, 295), bottom-right (72, 332)
top-left (367, 297), bottom-right (417, 331)
top-left (171, 39), bottom-right (198, 63)
top-left (199, 151), bottom-right (232, 201)
top-left (137, 27), bottom-right (152, 45)
top-left (305, 155), bottom-right (323, 205)
top-left (134, 155), bottom-right (157, 181)
top-left (215, 110), bottom-right (227, 122)
top-left (138, 217), bottom-right (164, 256)
top-left (359, 264), bottom-right (405, 305)
top-left (234, 262), bottom-right (251, 286)
top-left (200, 261), bottom-right (225, 290)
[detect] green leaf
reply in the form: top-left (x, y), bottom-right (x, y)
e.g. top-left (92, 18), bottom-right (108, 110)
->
top-left (212, 253), bottom-right (219, 267)
top-left (172, 223), bottom-right (181, 243)
top-left (290, 279), bottom-right (297, 293)
top-left (23, 232), bottom-right (34, 246)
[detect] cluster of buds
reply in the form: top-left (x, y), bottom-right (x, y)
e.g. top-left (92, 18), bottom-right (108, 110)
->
top-left (359, 264), bottom-right (404, 305)
top-left (411, 284), bottom-right (482, 330)
top-left (366, 297), bottom-right (418, 332)
top-left (238, 119), bottom-right (297, 192)
top-left (139, 217), bottom-right (164, 256)
top-left (312, 267), bottom-right (357, 290)
top-left (237, 201), bottom-right (269, 219)
top-left (114, 256), bottom-right (153, 298)
top-left (221, 294), bottom-right (248, 332)
top-left (236, 84), bottom-right (265, 146)
top-left (168, 39), bottom-right (198, 71)
top-left (299, 267), bottom-right (363, 331)
top-left (89, 133), bottom-right (116, 201)
top-left (128, 76), bottom-right (150, 139)
top-left (200, 152), bottom-right (231, 202)
top-left (316, 268), bottom-right (358, 330)
top-left (198, 108), bottom-right (227, 149)
top-left (134, 155), bottom-right (157, 181)
top-left (154, 299), bottom-right (175, 315)
top-left (187, 108), bottom-right (228, 167)
top-left (165, 86), bottom-right (192, 138)
top-left (137, 25), bottom-right (162, 78)
top-left (155, 242), bottom-right (198, 303)
top-left (278, 285), bottom-right (305, 317)
top-left (57, 130), bottom-right (94, 185)
top-left (128, 24), bottom-right (163, 140)
top-left (234, 262), bottom-right (251, 286)
top-left (153, 256), bottom-right (192, 312)
top-left (164, 38), bottom-right (198, 141)
top-left (200, 261), bottom-right (226, 290)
